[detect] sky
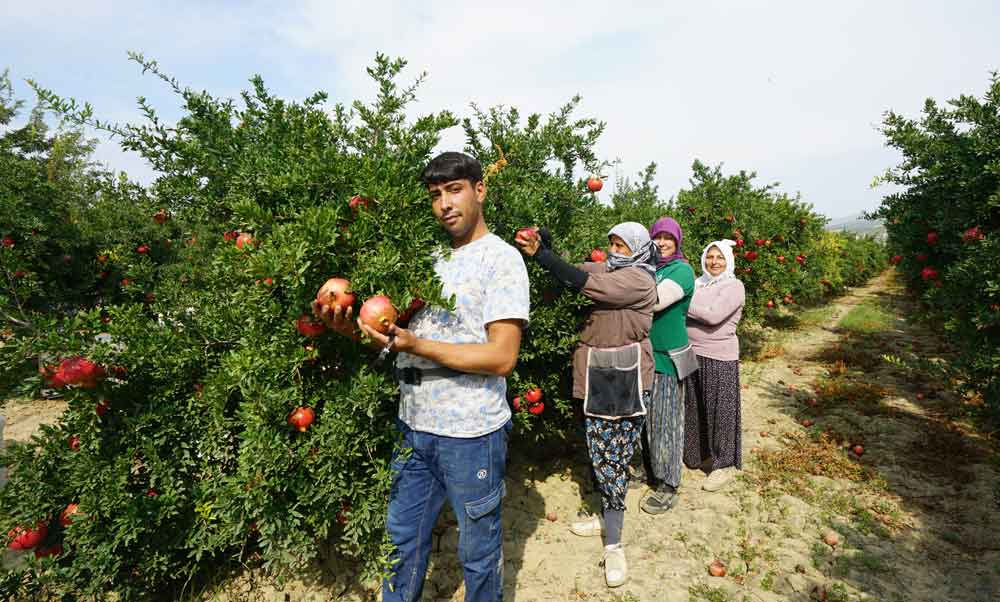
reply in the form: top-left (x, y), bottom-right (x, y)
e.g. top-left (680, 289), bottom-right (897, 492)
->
top-left (2, 0), bottom-right (998, 218)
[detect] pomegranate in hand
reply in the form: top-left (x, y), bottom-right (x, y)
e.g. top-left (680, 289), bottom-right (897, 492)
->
top-left (359, 295), bottom-right (398, 335)
top-left (315, 278), bottom-right (356, 312)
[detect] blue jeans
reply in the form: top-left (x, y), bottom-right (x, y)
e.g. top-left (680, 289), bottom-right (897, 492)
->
top-left (383, 419), bottom-right (510, 602)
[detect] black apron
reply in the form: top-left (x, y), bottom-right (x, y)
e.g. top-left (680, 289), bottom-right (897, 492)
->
top-left (583, 342), bottom-right (647, 420)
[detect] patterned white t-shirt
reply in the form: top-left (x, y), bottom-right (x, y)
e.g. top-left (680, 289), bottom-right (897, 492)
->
top-left (395, 233), bottom-right (530, 438)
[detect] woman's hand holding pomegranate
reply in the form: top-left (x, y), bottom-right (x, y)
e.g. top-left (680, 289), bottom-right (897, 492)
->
top-left (514, 226), bottom-right (541, 256)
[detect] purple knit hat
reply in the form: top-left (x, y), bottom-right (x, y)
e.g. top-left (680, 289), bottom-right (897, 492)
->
top-left (649, 217), bottom-right (687, 266)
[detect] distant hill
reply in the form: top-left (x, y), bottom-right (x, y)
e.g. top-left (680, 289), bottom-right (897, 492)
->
top-left (825, 211), bottom-right (886, 240)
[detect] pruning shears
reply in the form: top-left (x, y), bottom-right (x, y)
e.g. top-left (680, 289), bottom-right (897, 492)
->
top-left (376, 332), bottom-right (395, 364)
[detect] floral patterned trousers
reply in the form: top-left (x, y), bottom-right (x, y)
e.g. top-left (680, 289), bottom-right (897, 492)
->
top-left (584, 414), bottom-right (645, 512)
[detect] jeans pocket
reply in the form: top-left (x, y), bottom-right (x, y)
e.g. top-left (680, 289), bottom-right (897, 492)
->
top-left (464, 481), bottom-right (506, 521)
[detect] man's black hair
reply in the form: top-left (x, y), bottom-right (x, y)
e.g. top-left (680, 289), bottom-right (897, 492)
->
top-left (421, 152), bottom-right (483, 186)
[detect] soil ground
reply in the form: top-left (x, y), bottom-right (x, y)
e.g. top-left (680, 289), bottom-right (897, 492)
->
top-left (4, 272), bottom-right (998, 601)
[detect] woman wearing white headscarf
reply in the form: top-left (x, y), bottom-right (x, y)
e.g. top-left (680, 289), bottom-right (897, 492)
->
top-left (684, 240), bottom-right (746, 492)
top-left (516, 222), bottom-right (657, 588)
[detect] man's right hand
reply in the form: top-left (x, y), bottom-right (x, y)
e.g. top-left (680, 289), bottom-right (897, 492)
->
top-left (311, 301), bottom-right (358, 340)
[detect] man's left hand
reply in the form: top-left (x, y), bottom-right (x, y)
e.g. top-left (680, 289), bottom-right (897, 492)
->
top-left (357, 320), bottom-right (417, 353)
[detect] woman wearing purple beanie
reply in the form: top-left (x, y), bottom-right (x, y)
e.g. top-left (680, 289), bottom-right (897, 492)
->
top-left (640, 217), bottom-right (696, 514)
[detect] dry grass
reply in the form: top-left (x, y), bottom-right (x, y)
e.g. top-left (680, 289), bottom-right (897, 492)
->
top-left (811, 375), bottom-right (893, 416)
top-left (747, 431), bottom-right (907, 535)
top-left (753, 431), bottom-right (875, 485)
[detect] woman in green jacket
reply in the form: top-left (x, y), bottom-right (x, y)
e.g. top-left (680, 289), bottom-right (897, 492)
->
top-left (640, 217), bottom-right (696, 514)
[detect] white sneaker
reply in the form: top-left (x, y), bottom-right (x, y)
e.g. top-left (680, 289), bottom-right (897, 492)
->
top-left (602, 544), bottom-right (628, 587)
top-left (702, 467), bottom-right (735, 492)
top-left (569, 515), bottom-right (604, 537)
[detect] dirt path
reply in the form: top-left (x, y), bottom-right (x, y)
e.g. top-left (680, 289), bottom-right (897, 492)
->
top-left (4, 273), bottom-right (998, 601)
top-left (417, 271), bottom-right (1000, 602)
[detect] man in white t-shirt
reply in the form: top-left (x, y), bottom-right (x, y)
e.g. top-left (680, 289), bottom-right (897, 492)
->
top-left (315, 152), bottom-right (530, 602)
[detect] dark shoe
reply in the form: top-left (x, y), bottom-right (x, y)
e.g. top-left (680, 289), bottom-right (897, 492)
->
top-left (627, 464), bottom-right (648, 489)
top-left (641, 485), bottom-right (678, 515)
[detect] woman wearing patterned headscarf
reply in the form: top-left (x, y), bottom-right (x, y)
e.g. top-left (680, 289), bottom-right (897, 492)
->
top-left (639, 217), bottom-right (696, 515)
top-left (685, 240), bottom-right (746, 492)
top-left (515, 221), bottom-right (657, 588)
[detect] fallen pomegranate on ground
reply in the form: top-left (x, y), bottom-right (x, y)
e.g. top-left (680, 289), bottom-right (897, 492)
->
top-left (852, 444), bottom-right (864, 457)
top-left (545, 511), bottom-right (557, 522)
top-left (822, 530), bottom-right (840, 547)
top-left (708, 560), bottom-right (726, 577)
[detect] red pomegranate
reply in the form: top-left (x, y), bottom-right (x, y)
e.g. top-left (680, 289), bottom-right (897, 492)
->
top-left (920, 267), bottom-right (938, 281)
top-left (153, 209), bottom-right (168, 225)
top-left (315, 278), bottom-right (356, 312)
top-left (288, 406), bottom-right (316, 432)
top-left (359, 295), bottom-right (398, 335)
top-left (528, 402), bottom-right (545, 415)
top-left (59, 503), bottom-right (80, 527)
top-left (296, 315), bottom-right (326, 337)
top-left (235, 233), bottom-right (256, 250)
top-left (349, 196), bottom-right (370, 212)
top-left (590, 248), bottom-right (608, 262)
top-left (586, 176), bottom-right (603, 192)
top-left (7, 522), bottom-right (48, 550)
top-left (515, 226), bottom-right (539, 243)
top-left (397, 298), bottom-right (426, 326)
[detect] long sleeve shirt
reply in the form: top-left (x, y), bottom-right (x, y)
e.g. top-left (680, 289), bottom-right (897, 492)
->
top-left (571, 263), bottom-right (657, 399)
top-left (686, 278), bottom-right (745, 361)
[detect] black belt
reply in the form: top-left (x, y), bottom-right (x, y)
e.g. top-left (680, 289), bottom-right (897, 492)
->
top-left (395, 366), bottom-right (465, 386)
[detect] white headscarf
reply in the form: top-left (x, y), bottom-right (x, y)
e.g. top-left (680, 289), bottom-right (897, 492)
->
top-left (695, 239), bottom-right (737, 288)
